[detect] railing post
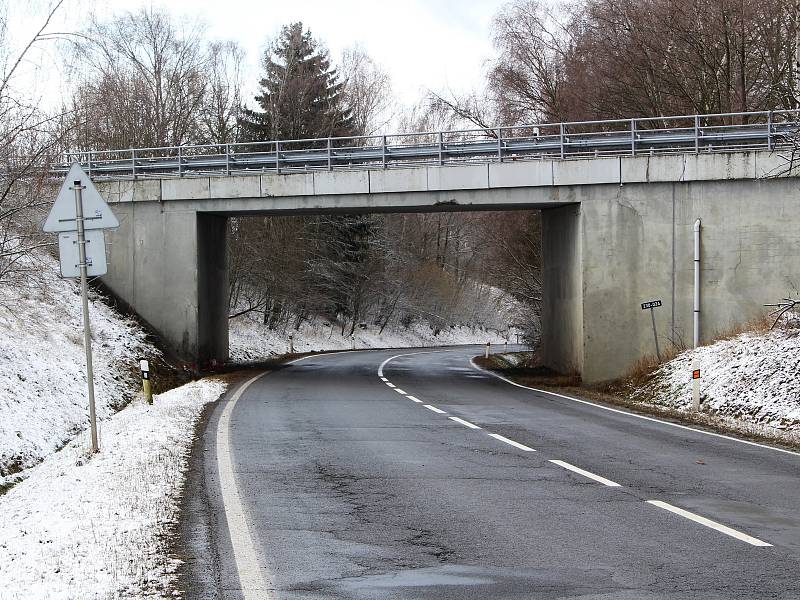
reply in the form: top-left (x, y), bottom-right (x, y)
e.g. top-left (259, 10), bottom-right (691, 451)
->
top-left (630, 119), bottom-right (636, 156)
top-left (131, 148), bottom-right (136, 179)
top-left (275, 141), bottom-right (281, 174)
top-left (225, 144), bottom-right (231, 175)
top-left (327, 138), bottom-right (332, 171)
top-left (694, 115), bottom-right (700, 154)
top-left (438, 131), bottom-right (444, 166)
top-left (178, 145), bottom-right (183, 177)
top-left (382, 135), bottom-right (387, 169)
top-left (767, 110), bottom-right (773, 151)
top-left (87, 152), bottom-right (92, 178)
top-left (497, 128), bottom-right (503, 162)
top-left (559, 122), bottom-right (565, 159)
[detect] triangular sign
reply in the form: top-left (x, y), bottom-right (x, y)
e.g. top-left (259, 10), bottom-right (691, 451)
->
top-left (43, 163), bottom-right (119, 233)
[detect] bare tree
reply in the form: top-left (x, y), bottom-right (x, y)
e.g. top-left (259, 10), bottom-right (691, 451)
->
top-left (69, 7), bottom-right (210, 149)
top-left (340, 45), bottom-right (394, 136)
top-left (0, 0), bottom-right (72, 288)
top-left (198, 41), bottom-right (244, 144)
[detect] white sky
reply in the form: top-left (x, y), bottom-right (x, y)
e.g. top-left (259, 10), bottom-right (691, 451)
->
top-left (32, 0), bottom-right (509, 112)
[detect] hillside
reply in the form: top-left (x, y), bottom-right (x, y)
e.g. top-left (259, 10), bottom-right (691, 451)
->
top-left (0, 252), bottom-right (156, 489)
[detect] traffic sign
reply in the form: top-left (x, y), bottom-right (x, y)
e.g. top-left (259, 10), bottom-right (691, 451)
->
top-left (57, 230), bottom-right (107, 278)
top-left (43, 163), bottom-right (119, 233)
top-left (641, 300), bottom-right (662, 310)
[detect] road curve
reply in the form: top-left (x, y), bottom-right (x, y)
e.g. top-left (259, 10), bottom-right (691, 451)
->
top-left (183, 346), bottom-right (800, 599)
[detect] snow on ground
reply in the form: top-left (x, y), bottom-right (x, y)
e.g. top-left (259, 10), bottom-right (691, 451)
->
top-left (633, 328), bottom-right (800, 429)
top-left (0, 378), bottom-right (227, 600)
top-left (0, 253), bottom-right (155, 488)
top-left (229, 313), bottom-right (515, 361)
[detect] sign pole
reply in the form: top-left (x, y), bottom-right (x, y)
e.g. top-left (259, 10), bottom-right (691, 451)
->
top-left (650, 306), bottom-right (661, 361)
top-left (73, 180), bottom-right (99, 453)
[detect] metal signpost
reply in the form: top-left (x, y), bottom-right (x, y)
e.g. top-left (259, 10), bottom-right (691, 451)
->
top-left (44, 164), bottom-right (119, 453)
top-left (641, 300), bottom-right (662, 361)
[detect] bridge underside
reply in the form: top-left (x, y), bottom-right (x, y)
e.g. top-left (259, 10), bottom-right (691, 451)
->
top-left (99, 154), bottom-right (800, 382)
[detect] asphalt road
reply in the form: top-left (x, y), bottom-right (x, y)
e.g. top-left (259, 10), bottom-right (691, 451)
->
top-left (182, 346), bottom-right (800, 599)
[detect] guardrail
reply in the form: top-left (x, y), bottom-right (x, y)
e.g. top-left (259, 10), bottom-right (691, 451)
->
top-left (59, 110), bottom-right (800, 179)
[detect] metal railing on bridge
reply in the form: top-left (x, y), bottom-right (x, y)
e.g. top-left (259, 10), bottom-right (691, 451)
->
top-left (59, 110), bottom-right (800, 180)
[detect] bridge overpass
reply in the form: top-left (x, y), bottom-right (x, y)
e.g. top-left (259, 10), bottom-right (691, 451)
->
top-left (66, 110), bottom-right (800, 382)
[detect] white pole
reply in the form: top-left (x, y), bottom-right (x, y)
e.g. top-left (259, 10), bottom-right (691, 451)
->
top-left (693, 219), bottom-right (701, 348)
top-left (351, 334), bottom-right (355, 350)
top-left (485, 342), bottom-right (490, 359)
top-left (692, 218), bottom-right (702, 411)
top-left (288, 334), bottom-right (294, 354)
top-left (74, 181), bottom-right (99, 453)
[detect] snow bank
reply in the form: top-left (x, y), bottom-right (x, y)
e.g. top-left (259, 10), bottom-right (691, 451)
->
top-left (633, 328), bottom-right (800, 429)
top-left (0, 378), bottom-right (227, 599)
top-left (0, 253), bottom-right (155, 487)
top-left (229, 313), bottom-right (514, 361)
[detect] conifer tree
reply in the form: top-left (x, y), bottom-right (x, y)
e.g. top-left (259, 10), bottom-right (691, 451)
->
top-left (239, 22), bottom-right (354, 141)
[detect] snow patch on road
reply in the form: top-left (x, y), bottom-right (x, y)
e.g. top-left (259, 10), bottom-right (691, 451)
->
top-left (633, 328), bottom-right (800, 429)
top-left (0, 378), bottom-right (227, 599)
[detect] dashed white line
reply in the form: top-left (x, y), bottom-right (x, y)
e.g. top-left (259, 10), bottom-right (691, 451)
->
top-left (549, 459), bottom-right (621, 487)
top-left (488, 433), bottom-right (536, 452)
top-left (385, 382), bottom-right (396, 388)
top-left (646, 500), bottom-right (773, 547)
top-left (380, 377), bottom-right (388, 382)
top-left (423, 404), bottom-right (447, 414)
top-left (448, 416), bottom-right (481, 429)
top-left (394, 388), bottom-right (407, 394)
top-left (406, 395), bottom-right (423, 403)
top-left (470, 358), bottom-right (800, 458)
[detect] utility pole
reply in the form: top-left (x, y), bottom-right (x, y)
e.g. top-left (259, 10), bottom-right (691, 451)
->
top-left (73, 180), bottom-right (99, 453)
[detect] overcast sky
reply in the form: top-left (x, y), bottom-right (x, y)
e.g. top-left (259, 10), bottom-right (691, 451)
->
top-left (79, 0), bottom-right (509, 110)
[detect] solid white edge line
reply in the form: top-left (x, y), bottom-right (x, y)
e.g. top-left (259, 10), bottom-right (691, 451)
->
top-left (470, 358), bottom-right (800, 458)
top-left (449, 416), bottom-right (481, 429)
top-left (423, 404), bottom-right (447, 414)
top-left (549, 459), bottom-right (621, 487)
top-left (646, 500), bottom-right (773, 547)
top-left (488, 432), bottom-right (536, 452)
top-left (394, 388), bottom-right (407, 394)
top-left (217, 373), bottom-right (274, 598)
top-left (407, 395), bottom-right (423, 403)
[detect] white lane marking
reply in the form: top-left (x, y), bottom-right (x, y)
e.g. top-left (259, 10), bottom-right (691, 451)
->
top-left (217, 373), bottom-right (274, 598)
top-left (380, 377), bottom-right (388, 382)
top-left (394, 388), bottom-right (407, 395)
top-left (449, 416), bottom-right (481, 429)
top-left (378, 349), bottom-right (446, 377)
top-left (646, 500), bottom-right (773, 547)
top-left (423, 404), bottom-right (447, 414)
top-left (470, 358), bottom-right (800, 458)
top-left (407, 395), bottom-right (423, 403)
top-left (549, 459), bottom-right (622, 487)
top-left (488, 433), bottom-right (536, 452)
top-left (386, 382), bottom-right (396, 388)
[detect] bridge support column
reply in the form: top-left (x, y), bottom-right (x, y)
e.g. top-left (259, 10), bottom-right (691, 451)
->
top-left (102, 203), bottom-right (229, 366)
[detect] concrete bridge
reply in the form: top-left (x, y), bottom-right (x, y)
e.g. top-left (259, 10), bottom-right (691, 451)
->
top-left (76, 112), bottom-right (800, 382)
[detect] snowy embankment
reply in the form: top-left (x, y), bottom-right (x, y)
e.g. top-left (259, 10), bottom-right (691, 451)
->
top-left (230, 314), bottom-right (514, 361)
top-left (632, 328), bottom-right (800, 430)
top-left (0, 253), bottom-right (154, 489)
top-left (0, 379), bottom-right (227, 599)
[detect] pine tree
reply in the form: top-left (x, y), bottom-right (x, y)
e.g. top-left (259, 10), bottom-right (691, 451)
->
top-left (239, 22), bottom-right (354, 141)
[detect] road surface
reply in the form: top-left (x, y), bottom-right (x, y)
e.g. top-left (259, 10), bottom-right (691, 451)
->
top-left (182, 346), bottom-right (800, 599)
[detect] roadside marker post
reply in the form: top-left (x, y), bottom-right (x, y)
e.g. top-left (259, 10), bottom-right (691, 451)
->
top-left (485, 342), bottom-right (491, 359)
top-left (351, 334), bottom-right (355, 350)
top-left (140, 359), bottom-right (152, 405)
top-left (43, 164), bottom-right (119, 454)
top-left (641, 300), bottom-right (663, 361)
top-left (288, 334), bottom-right (294, 354)
top-left (692, 361), bottom-right (701, 410)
